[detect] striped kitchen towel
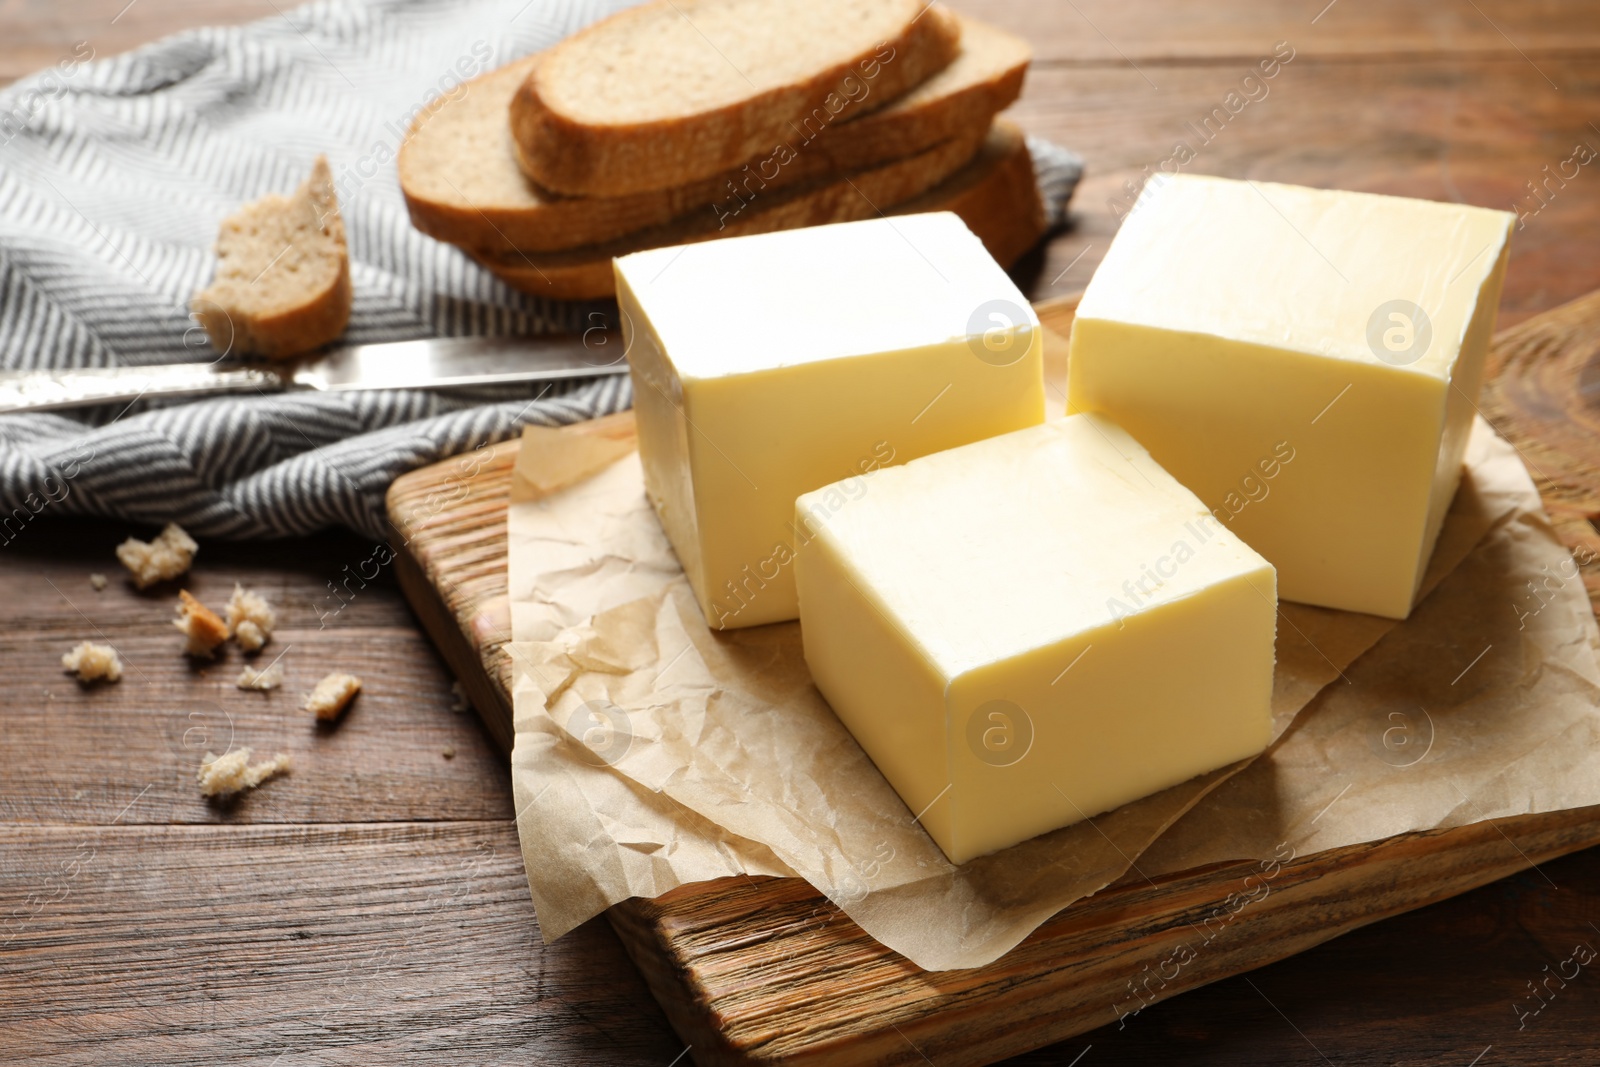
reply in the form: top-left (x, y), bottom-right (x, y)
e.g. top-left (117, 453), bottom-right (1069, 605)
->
top-left (0, 0), bottom-right (1083, 541)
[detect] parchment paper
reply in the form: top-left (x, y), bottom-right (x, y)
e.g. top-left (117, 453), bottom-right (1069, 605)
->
top-left (503, 413), bottom-right (1598, 970)
top-left (1138, 438), bottom-right (1600, 874)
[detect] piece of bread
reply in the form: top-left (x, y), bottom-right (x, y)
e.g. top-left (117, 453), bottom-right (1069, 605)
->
top-left (198, 748), bottom-right (291, 798)
top-left (61, 641), bottom-right (123, 683)
top-left (472, 125), bottom-right (989, 300)
top-left (401, 16), bottom-right (1029, 256)
top-left (225, 584), bottom-right (275, 652)
top-left (175, 590), bottom-right (229, 658)
top-left (236, 663), bottom-right (284, 691)
top-left (306, 673), bottom-right (362, 721)
top-left (116, 523), bottom-right (197, 589)
top-left (191, 156), bottom-right (352, 360)
top-left (475, 121), bottom-right (1040, 300)
top-left (509, 0), bottom-right (963, 197)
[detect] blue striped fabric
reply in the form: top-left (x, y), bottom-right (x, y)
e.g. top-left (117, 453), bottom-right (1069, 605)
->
top-left (0, 0), bottom-right (1081, 540)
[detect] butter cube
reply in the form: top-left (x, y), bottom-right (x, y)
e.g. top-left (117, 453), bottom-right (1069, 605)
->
top-left (616, 213), bottom-right (1045, 629)
top-left (795, 414), bottom-right (1276, 865)
top-left (1068, 174), bottom-right (1513, 618)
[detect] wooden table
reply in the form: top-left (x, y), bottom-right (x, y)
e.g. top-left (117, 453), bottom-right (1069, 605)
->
top-left (4, 2), bottom-right (1600, 1063)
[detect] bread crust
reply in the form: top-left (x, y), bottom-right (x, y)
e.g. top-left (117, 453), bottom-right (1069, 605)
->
top-left (205, 265), bottom-right (352, 361)
top-left (509, 0), bottom-right (963, 197)
top-left (473, 121), bottom-right (1040, 300)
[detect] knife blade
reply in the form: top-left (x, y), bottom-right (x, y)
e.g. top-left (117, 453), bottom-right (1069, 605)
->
top-left (0, 331), bottom-right (628, 415)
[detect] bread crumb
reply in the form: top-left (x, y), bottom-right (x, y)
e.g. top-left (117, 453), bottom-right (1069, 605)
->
top-left (116, 523), bottom-right (198, 589)
top-left (175, 590), bottom-right (229, 658)
top-left (225, 584), bottom-right (276, 651)
top-left (61, 641), bottom-right (122, 683)
top-left (236, 662), bottom-right (284, 691)
top-left (442, 746), bottom-right (456, 760)
top-left (450, 680), bottom-right (468, 713)
top-left (197, 748), bottom-right (291, 798)
top-left (89, 573), bottom-right (108, 591)
top-left (306, 672), bottom-right (361, 721)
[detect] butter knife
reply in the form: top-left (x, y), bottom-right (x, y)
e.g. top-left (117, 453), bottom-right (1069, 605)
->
top-left (0, 332), bottom-right (627, 415)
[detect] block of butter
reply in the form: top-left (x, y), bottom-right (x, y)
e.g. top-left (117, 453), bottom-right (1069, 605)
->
top-left (615, 212), bottom-right (1045, 630)
top-left (795, 414), bottom-right (1276, 865)
top-left (1067, 174), bottom-right (1514, 619)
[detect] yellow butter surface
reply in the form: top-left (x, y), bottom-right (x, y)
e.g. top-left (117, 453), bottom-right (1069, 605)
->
top-left (795, 414), bottom-right (1276, 864)
top-left (1068, 174), bottom-right (1513, 618)
top-left (617, 212), bottom-right (1045, 629)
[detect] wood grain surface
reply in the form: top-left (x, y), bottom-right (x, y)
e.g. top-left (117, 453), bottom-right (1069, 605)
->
top-left (609, 807), bottom-right (1600, 1067)
top-left (4, 1), bottom-right (1600, 1065)
top-left (0, 525), bottom-right (686, 1065)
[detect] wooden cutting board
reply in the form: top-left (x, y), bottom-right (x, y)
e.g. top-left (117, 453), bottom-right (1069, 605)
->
top-left (385, 291), bottom-right (1600, 1067)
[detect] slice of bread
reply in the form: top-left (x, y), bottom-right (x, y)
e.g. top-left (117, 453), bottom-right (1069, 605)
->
top-left (509, 0), bottom-right (963, 197)
top-left (400, 16), bottom-right (1030, 256)
top-left (472, 125), bottom-right (989, 300)
top-left (467, 123), bottom-right (1043, 302)
top-left (818, 18), bottom-right (1030, 172)
top-left (192, 156), bottom-right (352, 360)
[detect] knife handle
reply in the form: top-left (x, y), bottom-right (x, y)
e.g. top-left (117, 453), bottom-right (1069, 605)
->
top-left (0, 364), bottom-right (291, 415)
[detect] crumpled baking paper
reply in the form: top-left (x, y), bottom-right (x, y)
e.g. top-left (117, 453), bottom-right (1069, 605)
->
top-left (503, 414), bottom-right (1598, 970)
top-left (1139, 439), bottom-right (1600, 874)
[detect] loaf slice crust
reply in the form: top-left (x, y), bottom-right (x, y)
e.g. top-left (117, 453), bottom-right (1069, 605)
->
top-left (402, 17), bottom-right (1029, 255)
top-left (472, 126), bottom-right (987, 300)
top-left (509, 0), bottom-right (963, 197)
top-left (472, 122), bottom-right (1039, 301)
top-left (820, 18), bottom-right (1029, 172)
